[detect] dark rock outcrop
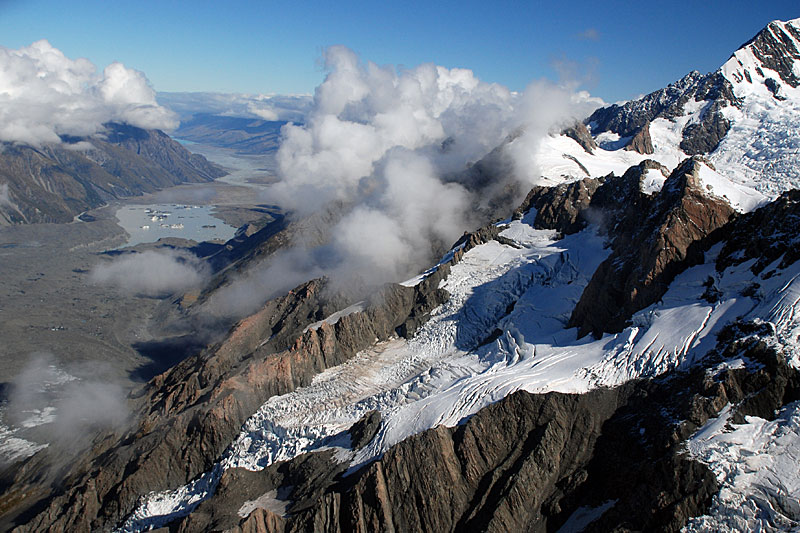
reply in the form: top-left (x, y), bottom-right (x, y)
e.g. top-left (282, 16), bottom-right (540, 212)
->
top-left (174, 322), bottom-right (800, 533)
top-left (716, 188), bottom-right (800, 275)
top-left (513, 177), bottom-right (602, 234)
top-left (586, 72), bottom-right (737, 139)
top-left (739, 20), bottom-right (800, 88)
top-left (349, 411), bottom-right (382, 450)
top-left (585, 70), bottom-right (737, 156)
top-left (568, 157), bottom-right (735, 337)
top-left (679, 99), bottom-right (731, 155)
top-left (562, 122), bottom-right (597, 154)
top-left (625, 121), bottom-right (655, 154)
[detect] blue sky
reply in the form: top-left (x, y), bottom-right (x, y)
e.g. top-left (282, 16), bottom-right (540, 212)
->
top-left (1, 0), bottom-right (798, 103)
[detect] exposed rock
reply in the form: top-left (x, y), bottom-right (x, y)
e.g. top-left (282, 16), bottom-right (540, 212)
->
top-left (513, 177), bottom-right (603, 234)
top-left (349, 410), bottom-right (382, 450)
top-left (679, 99), bottom-right (731, 155)
top-left (624, 121), bottom-right (655, 154)
top-left (176, 322), bottom-right (800, 533)
top-left (511, 157), bottom-right (737, 338)
top-left (765, 77), bottom-right (788, 100)
top-left (741, 20), bottom-right (800, 88)
top-left (586, 72), bottom-right (737, 141)
top-left (716, 189), bottom-right (800, 275)
top-left (561, 153), bottom-right (591, 176)
top-left (562, 122), bottom-right (597, 154)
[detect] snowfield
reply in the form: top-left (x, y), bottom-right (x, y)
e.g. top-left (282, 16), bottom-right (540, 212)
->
top-left (120, 200), bottom-right (800, 531)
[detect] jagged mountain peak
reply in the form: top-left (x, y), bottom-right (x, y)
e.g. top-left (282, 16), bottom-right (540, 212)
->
top-left (723, 17), bottom-right (800, 94)
top-left (550, 17), bottom-right (800, 200)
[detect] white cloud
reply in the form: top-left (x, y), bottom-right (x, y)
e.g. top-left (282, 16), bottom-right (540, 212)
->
top-left (506, 81), bottom-right (603, 180)
top-left (89, 250), bottom-right (208, 297)
top-left (272, 45), bottom-right (518, 215)
top-left (0, 40), bottom-right (177, 146)
top-left (5, 353), bottom-right (129, 455)
top-left (208, 46), bottom-right (598, 316)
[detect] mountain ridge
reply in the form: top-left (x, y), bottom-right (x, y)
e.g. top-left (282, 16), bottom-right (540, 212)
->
top-left (0, 123), bottom-right (225, 225)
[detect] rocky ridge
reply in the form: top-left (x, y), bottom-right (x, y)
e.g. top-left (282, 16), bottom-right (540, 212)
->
top-left (4, 149), bottom-right (800, 531)
top-left (516, 157), bottom-right (734, 337)
top-left (586, 71), bottom-right (737, 156)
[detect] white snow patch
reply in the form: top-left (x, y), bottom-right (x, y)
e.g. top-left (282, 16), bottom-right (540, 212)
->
top-left (696, 160), bottom-right (768, 212)
top-left (557, 499), bottom-right (617, 533)
top-left (641, 168), bottom-right (667, 195)
top-left (712, 19), bottom-right (800, 196)
top-left (0, 421), bottom-right (48, 463)
top-left (238, 489), bottom-right (290, 519)
top-left (527, 134), bottom-right (648, 183)
top-left (685, 401), bottom-right (800, 531)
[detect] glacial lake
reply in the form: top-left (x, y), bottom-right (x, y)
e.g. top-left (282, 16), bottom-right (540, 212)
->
top-left (115, 203), bottom-right (237, 247)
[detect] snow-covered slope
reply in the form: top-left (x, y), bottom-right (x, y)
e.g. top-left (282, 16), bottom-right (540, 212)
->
top-left (685, 401), bottom-right (800, 531)
top-left (713, 18), bottom-right (800, 195)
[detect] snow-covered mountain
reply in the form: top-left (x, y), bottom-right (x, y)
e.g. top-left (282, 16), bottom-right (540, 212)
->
top-left (5, 18), bottom-right (800, 533)
top-left (525, 17), bottom-right (800, 198)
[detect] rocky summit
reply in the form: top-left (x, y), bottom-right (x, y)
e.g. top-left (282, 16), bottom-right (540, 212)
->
top-left (3, 16), bottom-right (800, 533)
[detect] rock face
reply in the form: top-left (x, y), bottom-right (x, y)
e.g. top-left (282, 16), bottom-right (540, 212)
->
top-left (511, 157), bottom-right (734, 338)
top-left (716, 188), bottom-right (800, 275)
top-left (568, 157), bottom-right (735, 337)
top-left (0, 123), bottom-right (224, 225)
top-left (4, 222), bottom-right (501, 533)
top-left (173, 322), bottom-right (800, 533)
top-left (561, 122), bottom-right (597, 154)
top-left (679, 99), bottom-right (731, 155)
top-left (740, 20), bottom-right (800, 88)
top-left (514, 177), bottom-right (602, 234)
top-left (624, 121), bottom-right (654, 154)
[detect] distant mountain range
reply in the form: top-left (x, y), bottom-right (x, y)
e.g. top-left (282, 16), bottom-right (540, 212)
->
top-left (172, 113), bottom-right (288, 154)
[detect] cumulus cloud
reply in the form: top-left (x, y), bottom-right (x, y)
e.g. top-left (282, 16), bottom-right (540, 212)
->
top-left (90, 249), bottom-right (208, 297)
top-left (0, 40), bottom-right (177, 146)
top-left (272, 45), bottom-right (517, 216)
top-left (156, 91), bottom-right (313, 122)
top-left (206, 46), bottom-right (598, 316)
